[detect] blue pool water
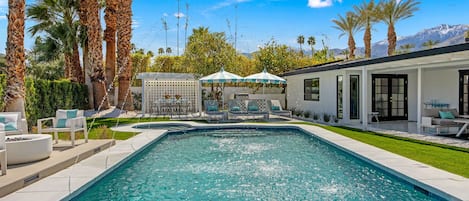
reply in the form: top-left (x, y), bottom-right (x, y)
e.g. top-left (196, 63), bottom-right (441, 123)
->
top-left (72, 128), bottom-right (441, 200)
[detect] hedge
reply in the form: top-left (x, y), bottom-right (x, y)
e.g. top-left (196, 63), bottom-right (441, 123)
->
top-left (0, 74), bottom-right (88, 129)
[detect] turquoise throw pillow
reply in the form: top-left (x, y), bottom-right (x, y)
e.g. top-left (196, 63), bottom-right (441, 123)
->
top-left (67, 110), bottom-right (78, 119)
top-left (4, 122), bottom-right (16, 131)
top-left (231, 106), bottom-right (241, 111)
top-left (57, 118), bottom-right (68, 128)
top-left (248, 105), bottom-right (259, 111)
top-left (0, 116), bottom-right (5, 123)
top-left (271, 106), bottom-right (280, 111)
top-left (207, 105), bottom-right (218, 111)
top-left (439, 111), bottom-right (455, 119)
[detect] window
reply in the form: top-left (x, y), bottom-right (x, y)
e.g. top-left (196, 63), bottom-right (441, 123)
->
top-left (350, 75), bottom-right (360, 119)
top-left (304, 78), bottom-right (319, 101)
top-left (337, 75), bottom-right (343, 119)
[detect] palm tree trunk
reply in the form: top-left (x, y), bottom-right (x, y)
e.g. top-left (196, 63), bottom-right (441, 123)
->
top-left (387, 24), bottom-right (397, 56)
top-left (348, 34), bottom-right (356, 59)
top-left (364, 24), bottom-right (371, 58)
top-left (64, 53), bottom-right (73, 79)
top-left (117, 0), bottom-right (134, 110)
top-left (105, 0), bottom-right (118, 105)
top-left (82, 0), bottom-right (109, 110)
top-left (72, 43), bottom-right (84, 83)
top-left (5, 0), bottom-right (26, 118)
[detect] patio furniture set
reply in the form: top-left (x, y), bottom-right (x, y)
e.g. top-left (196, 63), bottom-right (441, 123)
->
top-left (421, 108), bottom-right (469, 136)
top-left (151, 98), bottom-right (193, 117)
top-left (204, 99), bottom-right (291, 122)
top-left (0, 109), bottom-right (88, 175)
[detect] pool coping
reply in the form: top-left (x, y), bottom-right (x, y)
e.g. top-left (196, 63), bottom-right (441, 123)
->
top-left (2, 121), bottom-right (469, 201)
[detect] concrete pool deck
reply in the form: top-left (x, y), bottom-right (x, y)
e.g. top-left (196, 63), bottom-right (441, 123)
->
top-left (2, 121), bottom-right (469, 201)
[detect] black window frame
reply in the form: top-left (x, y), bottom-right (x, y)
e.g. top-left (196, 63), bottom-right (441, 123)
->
top-left (304, 78), bottom-right (320, 101)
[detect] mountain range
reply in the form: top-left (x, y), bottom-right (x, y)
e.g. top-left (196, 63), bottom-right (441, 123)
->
top-left (328, 24), bottom-right (469, 58)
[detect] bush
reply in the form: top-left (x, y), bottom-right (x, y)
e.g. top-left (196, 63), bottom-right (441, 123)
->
top-left (304, 111), bottom-right (311, 118)
top-left (0, 75), bottom-right (88, 129)
top-left (323, 113), bottom-right (330, 122)
top-left (312, 113), bottom-right (319, 120)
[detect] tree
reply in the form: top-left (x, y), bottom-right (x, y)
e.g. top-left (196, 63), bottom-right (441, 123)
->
top-left (80, 0), bottom-right (109, 110)
top-left (354, 0), bottom-right (378, 58)
top-left (377, 0), bottom-right (420, 56)
top-left (297, 35), bottom-right (305, 56)
top-left (307, 36), bottom-right (316, 58)
top-left (332, 12), bottom-right (361, 59)
top-left (104, 0), bottom-right (119, 105)
top-left (166, 47), bottom-right (172, 55)
top-left (254, 39), bottom-right (298, 75)
top-left (117, 0), bottom-right (133, 110)
top-left (183, 27), bottom-right (237, 76)
top-left (27, 0), bottom-right (84, 83)
top-left (422, 40), bottom-right (439, 49)
top-left (4, 0), bottom-right (26, 116)
top-left (158, 47), bottom-right (165, 55)
top-left (399, 43), bottom-right (415, 53)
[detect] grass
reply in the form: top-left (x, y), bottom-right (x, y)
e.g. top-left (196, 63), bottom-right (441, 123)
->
top-left (291, 122), bottom-right (469, 178)
top-left (50, 117), bottom-right (169, 141)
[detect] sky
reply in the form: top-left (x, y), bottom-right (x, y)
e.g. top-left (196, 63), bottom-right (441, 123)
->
top-left (0, 0), bottom-right (469, 54)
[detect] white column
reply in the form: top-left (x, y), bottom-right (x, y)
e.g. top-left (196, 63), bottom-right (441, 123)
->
top-left (362, 67), bottom-right (368, 129)
top-left (417, 67), bottom-right (422, 126)
top-left (342, 72), bottom-right (349, 123)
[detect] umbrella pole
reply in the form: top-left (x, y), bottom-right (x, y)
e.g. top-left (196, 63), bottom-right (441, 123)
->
top-left (222, 82), bottom-right (224, 110)
top-left (263, 83), bottom-right (265, 94)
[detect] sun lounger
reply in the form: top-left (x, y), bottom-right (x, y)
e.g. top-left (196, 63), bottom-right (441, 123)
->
top-left (246, 99), bottom-right (269, 120)
top-left (228, 99), bottom-right (248, 120)
top-left (268, 100), bottom-right (292, 118)
top-left (204, 100), bottom-right (226, 122)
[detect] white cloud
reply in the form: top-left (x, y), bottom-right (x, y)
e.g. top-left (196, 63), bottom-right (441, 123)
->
top-left (308, 0), bottom-right (342, 8)
top-left (0, 8), bottom-right (6, 20)
top-left (174, 12), bottom-right (185, 18)
top-left (163, 13), bottom-right (169, 17)
top-left (132, 19), bottom-right (139, 29)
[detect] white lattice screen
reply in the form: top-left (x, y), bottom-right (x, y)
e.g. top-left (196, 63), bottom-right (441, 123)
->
top-left (143, 80), bottom-right (200, 114)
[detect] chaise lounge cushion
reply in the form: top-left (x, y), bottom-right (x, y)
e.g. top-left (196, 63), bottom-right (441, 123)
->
top-left (432, 118), bottom-right (458, 126)
top-left (423, 108), bottom-right (459, 118)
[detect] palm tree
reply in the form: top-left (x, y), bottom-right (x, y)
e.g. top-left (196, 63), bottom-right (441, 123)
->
top-left (377, 0), bottom-right (420, 56)
top-left (162, 17), bottom-right (169, 54)
top-left (117, 0), bottom-right (134, 110)
top-left (158, 48), bottom-right (165, 55)
top-left (4, 0), bottom-right (26, 116)
top-left (354, 0), bottom-right (378, 58)
top-left (399, 43), bottom-right (415, 53)
top-left (27, 0), bottom-right (84, 83)
top-left (80, 0), bottom-right (109, 110)
top-left (297, 35), bottom-right (305, 56)
top-left (422, 40), bottom-right (439, 49)
top-left (332, 12), bottom-right (361, 59)
top-left (307, 36), bottom-right (316, 58)
top-left (166, 47), bottom-right (172, 55)
top-left (104, 0), bottom-right (118, 105)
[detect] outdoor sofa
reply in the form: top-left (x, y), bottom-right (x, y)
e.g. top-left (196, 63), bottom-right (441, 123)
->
top-left (421, 108), bottom-right (464, 134)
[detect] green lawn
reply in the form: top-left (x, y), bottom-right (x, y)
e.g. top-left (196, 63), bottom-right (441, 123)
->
top-left (291, 122), bottom-right (469, 178)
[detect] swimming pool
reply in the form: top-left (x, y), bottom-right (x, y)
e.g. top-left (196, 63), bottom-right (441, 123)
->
top-left (70, 127), bottom-right (442, 200)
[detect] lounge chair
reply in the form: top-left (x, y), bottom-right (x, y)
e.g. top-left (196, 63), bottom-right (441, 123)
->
top-left (204, 100), bottom-right (226, 122)
top-left (268, 100), bottom-right (292, 118)
top-left (0, 112), bottom-right (28, 135)
top-left (228, 99), bottom-right (248, 120)
top-left (246, 99), bottom-right (269, 120)
top-left (37, 109), bottom-right (88, 146)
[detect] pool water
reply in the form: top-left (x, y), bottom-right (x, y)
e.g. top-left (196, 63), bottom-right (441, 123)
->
top-left (132, 123), bottom-right (192, 131)
top-left (73, 128), bottom-right (440, 201)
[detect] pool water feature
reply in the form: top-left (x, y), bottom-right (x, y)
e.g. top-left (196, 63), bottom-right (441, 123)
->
top-left (72, 128), bottom-right (441, 200)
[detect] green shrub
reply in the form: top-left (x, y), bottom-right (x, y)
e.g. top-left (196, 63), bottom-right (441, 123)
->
top-left (304, 111), bottom-right (311, 118)
top-left (312, 113), bottom-right (319, 120)
top-left (323, 113), bottom-right (330, 122)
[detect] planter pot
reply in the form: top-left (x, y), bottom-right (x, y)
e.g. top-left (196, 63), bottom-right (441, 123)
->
top-left (6, 134), bottom-right (52, 165)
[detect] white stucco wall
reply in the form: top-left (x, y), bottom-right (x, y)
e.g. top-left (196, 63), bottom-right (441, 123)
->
top-left (422, 68), bottom-right (460, 110)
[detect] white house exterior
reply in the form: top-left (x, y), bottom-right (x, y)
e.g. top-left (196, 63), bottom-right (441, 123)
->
top-left (284, 43), bottom-right (469, 129)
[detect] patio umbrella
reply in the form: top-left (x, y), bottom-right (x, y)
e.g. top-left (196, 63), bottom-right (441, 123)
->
top-left (244, 68), bottom-right (287, 94)
top-left (199, 67), bottom-right (244, 108)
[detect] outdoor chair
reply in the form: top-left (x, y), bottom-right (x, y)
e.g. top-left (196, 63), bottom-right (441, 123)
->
top-left (228, 99), bottom-right (248, 120)
top-left (0, 112), bottom-right (28, 135)
top-left (204, 100), bottom-right (226, 122)
top-left (246, 99), bottom-right (269, 120)
top-left (37, 109), bottom-right (88, 146)
top-left (0, 132), bottom-right (6, 175)
top-left (268, 100), bottom-right (292, 118)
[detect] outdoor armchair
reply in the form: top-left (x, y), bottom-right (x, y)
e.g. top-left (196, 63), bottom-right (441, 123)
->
top-left (246, 99), bottom-right (270, 120)
top-left (204, 100), bottom-right (226, 122)
top-left (0, 112), bottom-right (28, 135)
top-left (0, 132), bottom-right (6, 175)
top-left (37, 109), bottom-right (88, 146)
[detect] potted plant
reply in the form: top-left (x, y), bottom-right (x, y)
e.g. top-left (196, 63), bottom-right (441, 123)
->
top-left (304, 111), bottom-right (311, 118)
top-left (323, 113), bottom-right (330, 123)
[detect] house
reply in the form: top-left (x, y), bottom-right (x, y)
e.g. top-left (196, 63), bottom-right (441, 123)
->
top-left (284, 43), bottom-right (469, 129)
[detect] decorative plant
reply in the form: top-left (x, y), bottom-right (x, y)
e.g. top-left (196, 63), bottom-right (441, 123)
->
top-left (332, 115), bottom-right (339, 123)
top-left (323, 113), bottom-right (330, 122)
top-left (294, 109), bottom-right (303, 117)
top-left (175, 94), bottom-right (182, 100)
top-left (312, 113), bottom-right (319, 120)
top-left (304, 111), bottom-right (311, 118)
top-left (164, 93), bottom-right (171, 99)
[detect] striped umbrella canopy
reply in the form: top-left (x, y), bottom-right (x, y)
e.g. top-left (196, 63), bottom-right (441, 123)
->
top-left (199, 67), bottom-right (244, 83)
top-left (244, 68), bottom-right (287, 84)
